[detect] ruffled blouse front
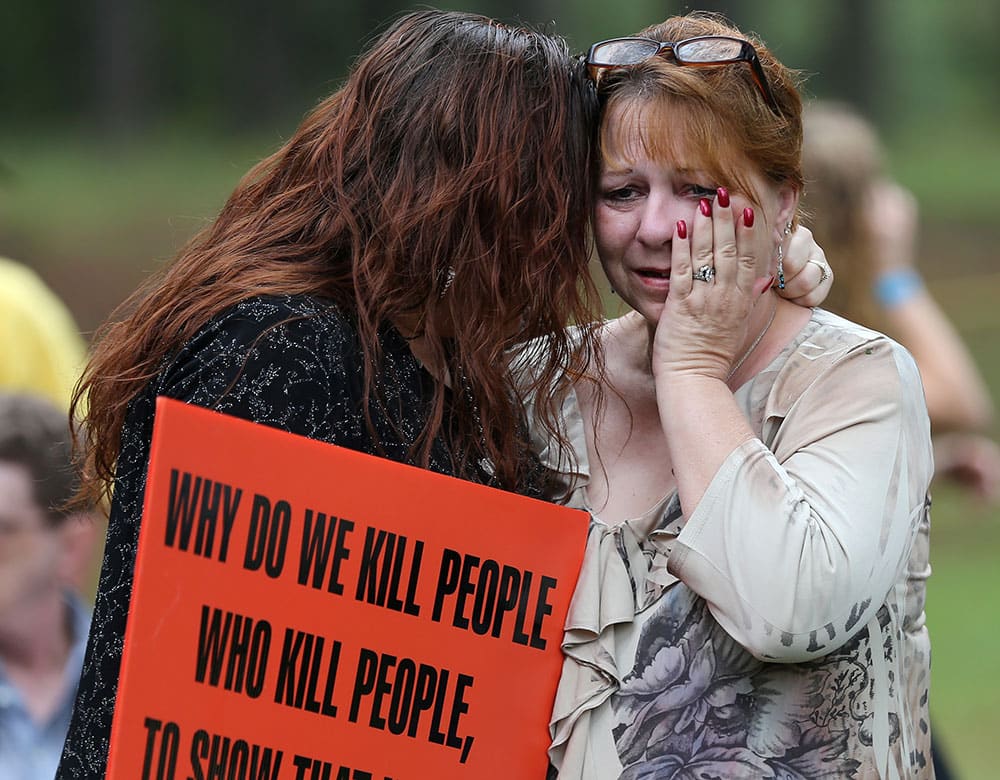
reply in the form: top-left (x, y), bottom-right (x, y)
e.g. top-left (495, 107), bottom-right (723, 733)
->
top-left (524, 309), bottom-right (935, 780)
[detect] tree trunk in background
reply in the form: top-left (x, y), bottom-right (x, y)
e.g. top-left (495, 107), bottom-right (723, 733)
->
top-left (815, 0), bottom-right (881, 122)
top-left (361, 0), bottom-right (403, 42)
top-left (225, 0), bottom-right (292, 127)
top-left (93, 0), bottom-right (150, 140)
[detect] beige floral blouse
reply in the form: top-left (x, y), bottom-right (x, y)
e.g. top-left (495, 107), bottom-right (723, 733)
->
top-left (523, 308), bottom-right (935, 779)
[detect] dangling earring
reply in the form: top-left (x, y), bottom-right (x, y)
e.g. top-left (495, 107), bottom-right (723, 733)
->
top-left (439, 267), bottom-right (456, 298)
top-left (776, 221), bottom-right (792, 290)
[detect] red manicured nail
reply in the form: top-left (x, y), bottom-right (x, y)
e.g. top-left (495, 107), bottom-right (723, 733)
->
top-left (743, 207), bottom-right (755, 227)
top-left (699, 198), bottom-right (712, 217)
top-left (676, 220), bottom-right (687, 239)
top-left (716, 187), bottom-right (730, 207)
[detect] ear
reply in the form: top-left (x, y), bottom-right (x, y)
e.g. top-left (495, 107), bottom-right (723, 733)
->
top-left (774, 181), bottom-right (801, 237)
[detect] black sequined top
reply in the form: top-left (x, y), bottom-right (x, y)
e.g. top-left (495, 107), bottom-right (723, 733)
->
top-left (56, 294), bottom-right (494, 777)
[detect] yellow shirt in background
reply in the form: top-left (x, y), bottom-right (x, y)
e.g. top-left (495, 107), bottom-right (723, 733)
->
top-left (0, 256), bottom-right (86, 409)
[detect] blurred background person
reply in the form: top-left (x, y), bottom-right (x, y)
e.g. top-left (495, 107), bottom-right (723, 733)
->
top-left (0, 392), bottom-right (100, 780)
top-left (802, 100), bottom-right (1000, 504)
top-left (0, 255), bottom-right (87, 411)
top-left (802, 98), bottom-right (1000, 780)
top-left (0, 253), bottom-right (99, 599)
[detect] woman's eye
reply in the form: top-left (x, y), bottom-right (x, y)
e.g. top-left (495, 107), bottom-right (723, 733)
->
top-left (683, 184), bottom-right (717, 199)
top-left (603, 186), bottom-right (640, 202)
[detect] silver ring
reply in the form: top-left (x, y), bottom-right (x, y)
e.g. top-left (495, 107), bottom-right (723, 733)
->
top-left (693, 264), bottom-right (716, 283)
top-left (808, 258), bottom-right (831, 283)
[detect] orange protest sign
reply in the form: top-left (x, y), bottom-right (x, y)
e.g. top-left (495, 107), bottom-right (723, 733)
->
top-left (106, 397), bottom-right (588, 780)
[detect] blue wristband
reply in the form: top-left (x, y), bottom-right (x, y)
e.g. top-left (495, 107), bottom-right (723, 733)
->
top-left (874, 268), bottom-right (923, 308)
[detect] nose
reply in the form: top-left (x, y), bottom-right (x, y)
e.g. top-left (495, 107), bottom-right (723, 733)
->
top-left (635, 193), bottom-right (692, 248)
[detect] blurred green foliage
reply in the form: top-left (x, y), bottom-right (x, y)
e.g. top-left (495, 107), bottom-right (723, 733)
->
top-left (3, 0), bottom-right (997, 142)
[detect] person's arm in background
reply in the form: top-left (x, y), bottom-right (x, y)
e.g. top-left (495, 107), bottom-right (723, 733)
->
top-left (869, 180), bottom-right (1000, 500)
top-left (870, 181), bottom-right (993, 430)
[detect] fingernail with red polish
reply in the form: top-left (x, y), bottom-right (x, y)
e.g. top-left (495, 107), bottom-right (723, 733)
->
top-left (699, 198), bottom-right (712, 217)
top-left (716, 187), bottom-right (730, 208)
top-left (743, 207), bottom-right (755, 227)
top-left (676, 220), bottom-right (687, 239)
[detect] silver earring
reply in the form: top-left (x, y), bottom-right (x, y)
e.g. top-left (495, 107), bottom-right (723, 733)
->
top-left (439, 267), bottom-right (456, 298)
top-left (776, 221), bottom-right (792, 290)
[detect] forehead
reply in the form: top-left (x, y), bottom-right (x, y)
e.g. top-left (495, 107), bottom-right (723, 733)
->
top-left (0, 461), bottom-right (45, 525)
top-left (600, 98), bottom-right (704, 170)
top-left (599, 94), bottom-right (771, 207)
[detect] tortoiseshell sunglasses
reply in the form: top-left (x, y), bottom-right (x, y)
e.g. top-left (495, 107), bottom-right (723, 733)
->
top-left (585, 35), bottom-right (781, 115)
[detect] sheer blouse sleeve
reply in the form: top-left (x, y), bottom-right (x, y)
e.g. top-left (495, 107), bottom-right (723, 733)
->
top-left (667, 335), bottom-right (934, 662)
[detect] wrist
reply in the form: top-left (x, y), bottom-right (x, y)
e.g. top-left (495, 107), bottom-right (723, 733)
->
top-left (655, 371), bottom-right (728, 404)
top-left (873, 267), bottom-right (923, 309)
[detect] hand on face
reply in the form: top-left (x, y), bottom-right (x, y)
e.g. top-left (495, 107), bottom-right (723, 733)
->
top-left (650, 189), bottom-right (774, 382)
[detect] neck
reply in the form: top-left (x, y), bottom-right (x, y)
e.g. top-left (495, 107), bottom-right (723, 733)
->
top-left (726, 293), bottom-right (779, 386)
top-left (392, 317), bottom-right (452, 386)
top-left (613, 311), bottom-right (659, 377)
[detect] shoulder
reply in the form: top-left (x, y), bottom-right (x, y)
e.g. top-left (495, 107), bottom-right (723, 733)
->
top-left (510, 325), bottom-right (595, 501)
top-left (769, 307), bottom-right (923, 403)
top-left (802, 307), bottom-right (905, 362)
top-left (194, 294), bottom-right (357, 349)
top-left (0, 256), bottom-right (83, 336)
top-left (168, 294), bottom-right (357, 380)
top-left (0, 257), bottom-right (86, 406)
top-left (0, 256), bottom-right (81, 327)
top-left (758, 308), bottom-right (931, 459)
top-left (0, 255), bottom-right (58, 299)
top-left (147, 294), bottom-right (366, 439)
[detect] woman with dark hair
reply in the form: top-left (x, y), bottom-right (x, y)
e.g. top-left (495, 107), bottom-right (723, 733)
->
top-left (56, 10), bottom-right (603, 777)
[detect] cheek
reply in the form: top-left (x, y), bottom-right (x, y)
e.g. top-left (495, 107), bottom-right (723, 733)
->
top-left (759, 229), bottom-right (780, 276)
top-left (593, 206), bottom-right (629, 257)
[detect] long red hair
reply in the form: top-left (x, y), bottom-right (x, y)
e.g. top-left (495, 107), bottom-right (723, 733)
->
top-left (74, 10), bottom-right (602, 502)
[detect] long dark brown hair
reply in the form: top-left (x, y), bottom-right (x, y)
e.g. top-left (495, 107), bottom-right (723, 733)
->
top-left (74, 9), bottom-right (602, 503)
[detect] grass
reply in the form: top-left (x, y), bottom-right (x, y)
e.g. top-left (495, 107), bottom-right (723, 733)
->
top-left (889, 123), bottom-right (1000, 225)
top-left (924, 484), bottom-right (1000, 779)
top-left (0, 132), bottom-right (271, 267)
top-left (0, 133), bottom-right (274, 331)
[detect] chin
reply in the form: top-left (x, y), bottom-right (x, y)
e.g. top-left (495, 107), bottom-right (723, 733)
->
top-left (633, 301), bottom-right (664, 325)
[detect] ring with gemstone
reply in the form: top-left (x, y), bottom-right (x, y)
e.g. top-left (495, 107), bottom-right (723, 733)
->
top-left (693, 264), bottom-right (716, 283)
top-left (808, 258), bottom-right (831, 283)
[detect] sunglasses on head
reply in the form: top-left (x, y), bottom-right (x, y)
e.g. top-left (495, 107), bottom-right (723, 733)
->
top-left (585, 35), bottom-right (781, 115)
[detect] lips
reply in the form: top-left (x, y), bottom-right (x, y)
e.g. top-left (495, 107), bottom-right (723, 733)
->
top-left (636, 267), bottom-right (670, 279)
